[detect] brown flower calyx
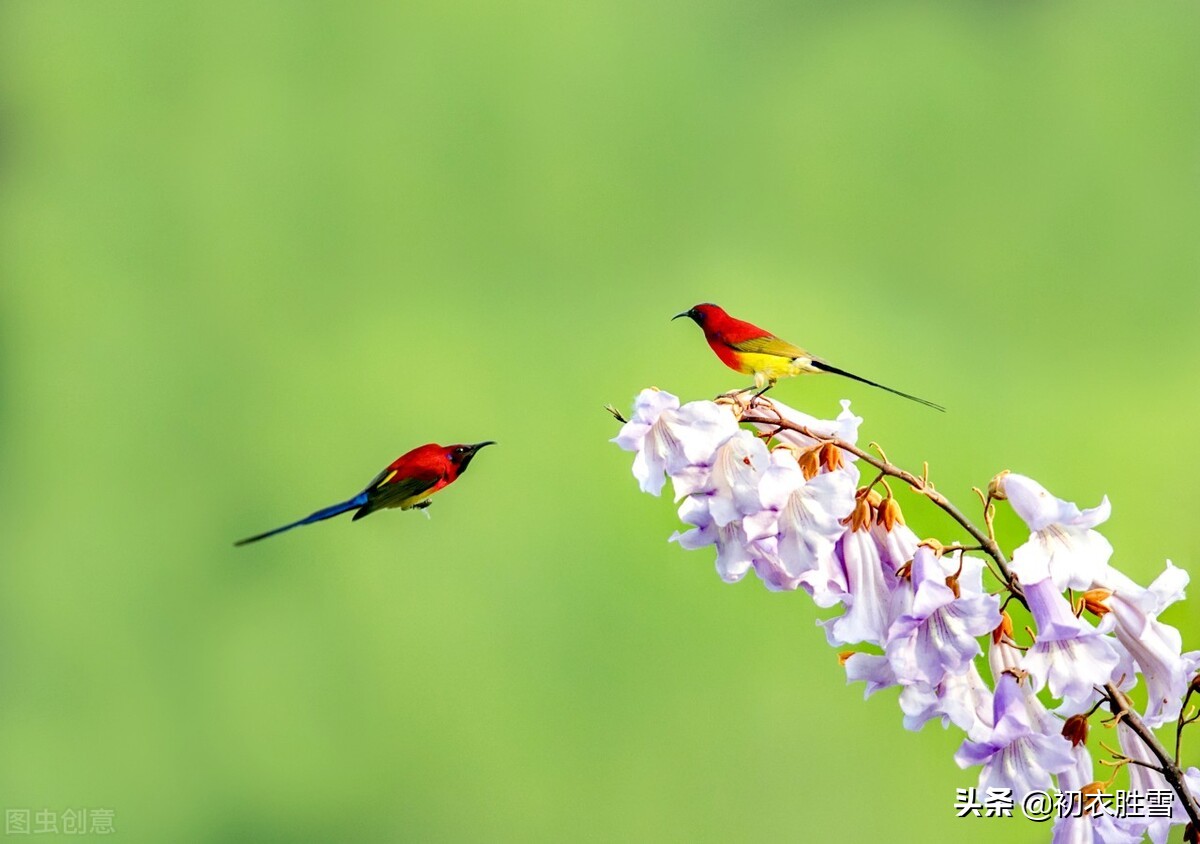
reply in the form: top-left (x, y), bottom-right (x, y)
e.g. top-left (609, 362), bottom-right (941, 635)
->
top-left (992, 611), bottom-right (1015, 645)
top-left (987, 470), bottom-right (1010, 501)
top-left (1080, 589), bottom-right (1112, 618)
top-left (846, 496), bottom-right (874, 532)
top-left (798, 447), bottom-right (821, 481)
top-left (1062, 714), bottom-right (1089, 747)
top-left (861, 487), bottom-right (883, 508)
top-left (876, 496), bottom-right (904, 532)
top-left (820, 442), bottom-right (843, 473)
top-left (1079, 782), bottom-right (1106, 816)
top-left (945, 573), bottom-right (961, 598)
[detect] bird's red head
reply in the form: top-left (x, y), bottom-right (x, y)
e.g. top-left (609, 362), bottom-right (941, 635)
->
top-left (442, 441), bottom-right (496, 478)
top-left (673, 303), bottom-right (728, 329)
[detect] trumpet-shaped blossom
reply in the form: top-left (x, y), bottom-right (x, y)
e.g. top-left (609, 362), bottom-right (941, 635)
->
top-left (613, 390), bottom-right (739, 495)
top-left (1005, 473), bottom-right (1113, 591)
top-left (871, 519), bottom-right (920, 575)
top-left (1096, 562), bottom-right (1200, 727)
top-left (704, 430), bottom-right (770, 526)
top-left (898, 660), bottom-right (994, 742)
top-left (885, 548), bottom-right (1001, 687)
top-left (822, 527), bottom-right (896, 647)
top-left (955, 673), bottom-right (1075, 800)
top-left (989, 636), bottom-right (1063, 735)
top-left (1020, 578), bottom-right (1120, 711)
top-left (671, 496), bottom-right (758, 583)
top-left (742, 449), bottom-right (856, 578)
top-left (842, 652), bottom-right (897, 698)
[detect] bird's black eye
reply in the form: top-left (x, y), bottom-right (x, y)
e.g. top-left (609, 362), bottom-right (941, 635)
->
top-left (691, 309), bottom-right (704, 322)
top-left (455, 447), bottom-right (468, 455)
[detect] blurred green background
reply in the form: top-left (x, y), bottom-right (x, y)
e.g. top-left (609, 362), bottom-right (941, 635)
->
top-left (2, 1), bottom-right (1197, 841)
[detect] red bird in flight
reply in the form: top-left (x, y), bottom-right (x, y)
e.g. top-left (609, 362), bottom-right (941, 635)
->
top-left (235, 441), bottom-right (496, 546)
top-left (674, 303), bottom-right (943, 411)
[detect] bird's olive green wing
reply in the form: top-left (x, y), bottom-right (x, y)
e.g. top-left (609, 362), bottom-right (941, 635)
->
top-left (354, 471), bottom-right (443, 519)
top-left (728, 334), bottom-right (809, 360)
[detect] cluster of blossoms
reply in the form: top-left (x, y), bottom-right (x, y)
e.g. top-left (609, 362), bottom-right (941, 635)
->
top-left (613, 387), bottom-right (1200, 843)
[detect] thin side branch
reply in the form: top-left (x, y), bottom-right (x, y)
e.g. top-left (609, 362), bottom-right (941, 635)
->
top-left (1106, 685), bottom-right (1200, 827)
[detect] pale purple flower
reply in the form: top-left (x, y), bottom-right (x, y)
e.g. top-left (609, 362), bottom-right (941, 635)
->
top-left (822, 527), bottom-right (897, 647)
top-left (955, 673), bottom-right (1075, 800)
top-left (612, 389), bottom-right (680, 495)
top-left (899, 660), bottom-right (994, 742)
top-left (1020, 578), bottom-right (1120, 710)
top-left (1005, 473), bottom-right (1113, 591)
top-left (671, 492), bottom-right (802, 590)
top-left (705, 430), bottom-right (770, 527)
top-left (1095, 561), bottom-right (1200, 727)
top-left (742, 449), bottom-right (856, 579)
top-left (670, 497), bottom-right (755, 583)
top-left (843, 652), bottom-right (897, 698)
top-left (989, 636), bottom-right (1061, 734)
top-left (885, 548), bottom-right (1001, 687)
top-left (748, 542), bottom-right (810, 592)
top-left (871, 519), bottom-right (920, 575)
top-left (612, 388), bottom-right (678, 454)
top-left (613, 391), bottom-right (739, 495)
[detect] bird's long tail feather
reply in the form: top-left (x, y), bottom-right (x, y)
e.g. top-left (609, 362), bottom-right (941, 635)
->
top-left (234, 492), bottom-right (369, 546)
top-left (811, 361), bottom-right (945, 412)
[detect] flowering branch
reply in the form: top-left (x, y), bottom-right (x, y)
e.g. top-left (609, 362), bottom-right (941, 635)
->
top-left (734, 394), bottom-right (1019, 598)
top-left (610, 386), bottom-right (1200, 840)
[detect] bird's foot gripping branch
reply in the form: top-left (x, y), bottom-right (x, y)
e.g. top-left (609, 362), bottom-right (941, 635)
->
top-left (610, 387), bottom-right (1200, 842)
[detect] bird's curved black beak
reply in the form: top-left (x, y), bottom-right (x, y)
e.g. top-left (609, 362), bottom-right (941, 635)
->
top-left (672, 310), bottom-right (694, 322)
top-left (456, 441), bottom-right (495, 473)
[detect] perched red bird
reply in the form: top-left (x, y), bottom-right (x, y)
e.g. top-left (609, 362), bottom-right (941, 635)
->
top-left (235, 441), bottom-right (495, 546)
top-left (674, 303), bottom-right (944, 411)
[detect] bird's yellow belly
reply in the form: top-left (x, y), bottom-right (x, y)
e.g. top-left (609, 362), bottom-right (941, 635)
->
top-left (393, 485), bottom-right (441, 511)
top-left (736, 352), bottom-right (812, 382)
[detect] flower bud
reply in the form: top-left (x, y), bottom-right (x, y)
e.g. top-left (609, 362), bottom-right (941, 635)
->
top-left (987, 470), bottom-right (1010, 501)
top-left (876, 497), bottom-right (904, 532)
top-left (1080, 782), bottom-right (1105, 816)
top-left (820, 442), bottom-right (843, 473)
top-left (1081, 589), bottom-right (1112, 618)
top-left (945, 574), bottom-right (961, 599)
top-left (799, 447), bottom-right (821, 481)
top-left (847, 497), bottom-right (873, 532)
top-left (1062, 714), bottom-right (1089, 747)
top-left (992, 611), bottom-right (1014, 645)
